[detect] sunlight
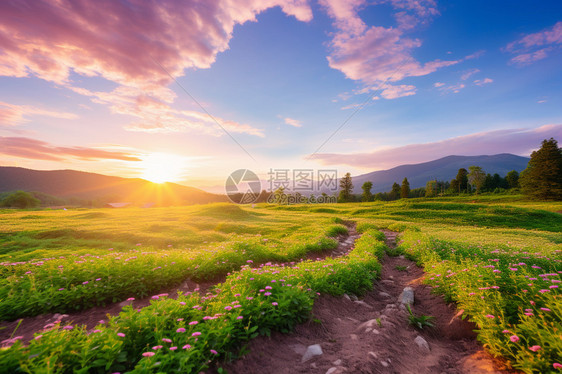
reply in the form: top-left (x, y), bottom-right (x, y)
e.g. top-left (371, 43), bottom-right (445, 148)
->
top-left (141, 153), bottom-right (187, 184)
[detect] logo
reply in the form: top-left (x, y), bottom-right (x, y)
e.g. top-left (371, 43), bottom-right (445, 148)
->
top-left (225, 169), bottom-right (262, 204)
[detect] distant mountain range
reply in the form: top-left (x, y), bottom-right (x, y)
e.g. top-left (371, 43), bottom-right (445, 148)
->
top-left (0, 167), bottom-right (225, 205)
top-left (352, 154), bottom-right (530, 193)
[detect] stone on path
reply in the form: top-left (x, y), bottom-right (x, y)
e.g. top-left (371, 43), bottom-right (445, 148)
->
top-left (326, 366), bottom-right (347, 374)
top-left (399, 287), bottom-right (415, 305)
top-left (354, 300), bottom-right (373, 308)
top-left (379, 292), bottom-right (391, 298)
top-left (414, 335), bottom-right (430, 352)
top-left (301, 344), bottom-right (323, 362)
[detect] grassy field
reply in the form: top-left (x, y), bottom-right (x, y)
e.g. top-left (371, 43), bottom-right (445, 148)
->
top-left (0, 195), bottom-right (561, 373)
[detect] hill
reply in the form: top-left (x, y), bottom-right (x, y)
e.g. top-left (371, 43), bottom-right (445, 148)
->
top-left (352, 153), bottom-right (530, 193)
top-left (0, 167), bottom-right (226, 206)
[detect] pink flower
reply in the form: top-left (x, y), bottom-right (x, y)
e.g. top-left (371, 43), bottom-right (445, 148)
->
top-left (553, 363), bottom-right (562, 369)
top-left (189, 321), bottom-right (198, 326)
top-left (142, 352), bottom-right (155, 357)
top-left (272, 302), bottom-right (278, 306)
top-left (82, 281), bottom-right (89, 285)
top-left (152, 345), bottom-right (163, 350)
top-left (540, 307), bottom-right (551, 312)
top-left (63, 325), bottom-right (74, 330)
top-left (162, 338), bottom-right (172, 343)
top-left (170, 346), bottom-right (177, 351)
top-left (210, 349), bottom-right (218, 355)
top-left (183, 344), bottom-right (192, 350)
top-left (176, 328), bottom-right (186, 333)
top-left (529, 345), bottom-right (541, 352)
top-left (117, 333), bottom-right (125, 337)
top-left (127, 297), bottom-right (135, 301)
top-left (264, 292), bottom-right (272, 296)
top-left (510, 335), bottom-right (520, 343)
top-left (192, 332), bottom-right (201, 337)
top-left (502, 330), bottom-right (510, 334)
top-left (485, 314), bottom-right (495, 319)
top-left (34, 335), bottom-right (43, 340)
top-left (237, 316), bottom-right (244, 320)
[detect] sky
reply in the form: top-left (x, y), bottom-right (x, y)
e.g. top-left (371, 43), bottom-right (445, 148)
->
top-left (0, 0), bottom-right (561, 192)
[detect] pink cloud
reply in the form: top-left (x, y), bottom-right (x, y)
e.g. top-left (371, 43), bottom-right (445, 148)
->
top-left (322, 0), bottom-right (469, 100)
top-left (0, 0), bottom-right (310, 137)
top-left (505, 21), bottom-right (562, 65)
top-left (0, 137), bottom-right (141, 162)
top-left (283, 117), bottom-right (302, 127)
top-left (461, 68), bottom-right (480, 81)
top-left (474, 78), bottom-right (493, 86)
top-left (380, 84), bottom-right (416, 99)
top-left (0, 101), bottom-right (78, 127)
top-left (309, 124), bottom-right (562, 170)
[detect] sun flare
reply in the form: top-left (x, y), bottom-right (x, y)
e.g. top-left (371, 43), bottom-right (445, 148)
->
top-left (141, 153), bottom-right (187, 184)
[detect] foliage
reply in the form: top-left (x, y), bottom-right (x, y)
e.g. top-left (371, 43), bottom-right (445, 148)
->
top-left (361, 181), bottom-right (373, 202)
top-left (520, 138), bottom-right (562, 200)
top-left (468, 166), bottom-right (486, 194)
top-left (406, 304), bottom-right (435, 330)
top-left (456, 168), bottom-right (469, 192)
top-left (400, 178), bottom-right (410, 199)
top-left (390, 182), bottom-right (401, 200)
top-left (338, 173), bottom-right (354, 203)
top-left (425, 180), bottom-right (437, 197)
top-left (0, 191), bottom-right (40, 209)
top-left (506, 170), bottom-right (520, 189)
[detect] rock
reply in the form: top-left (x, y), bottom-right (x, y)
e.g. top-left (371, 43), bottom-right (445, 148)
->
top-left (311, 363), bottom-right (317, 369)
top-left (399, 255), bottom-right (405, 259)
top-left (368, 351), bottom-right (378, 359)
top-left (354, 300), bottom-right (373, 308)
top-left (372, 329), bottom-right (380, 335)
top-left (332, 359), bottom-right (342, 366)
top-left (326, 367), bottom-right (346, 374)
top-left (379, 292), bottom-right (391, 298)
top-left (399, 287), bottom-right (415, 305)
top-left (350, 294), bottom-right (359, 301)
top-left (380, 360), bottom-right (389, 367)
top-left (301, 344), bottom-right (323, 362)
top-left (389, 275), bottom-right (394, 279)
top-left (356, 319), bottom-right (380, 331)
top-left (350, 334), bottom-right (358, 340)
top-left (414, 335), bottom-right (430, 352)
top-left (343, 294), bottom-right (351, 301)
top-left (365, 328), bottom-right (372, 333)
top-left (381, 280), bottom-right (394, 285)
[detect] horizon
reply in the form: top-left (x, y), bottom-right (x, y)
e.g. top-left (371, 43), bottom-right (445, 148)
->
top-left (1, 1), bottom-right (561, 191)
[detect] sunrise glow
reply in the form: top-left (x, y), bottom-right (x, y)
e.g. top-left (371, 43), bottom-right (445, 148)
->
top-left (141, 153), bottom-right (188, 184)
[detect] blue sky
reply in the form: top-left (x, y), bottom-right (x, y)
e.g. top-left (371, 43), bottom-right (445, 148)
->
top-left (0, 0), bottom-right (561, 190)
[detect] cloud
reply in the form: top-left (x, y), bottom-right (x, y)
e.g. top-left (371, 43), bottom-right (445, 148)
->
top-left (505, 21), bottom-right (562, 65)
top-left (473, 78), bottom-right (493, 86)
top-left (461, 68), bottom-right (480, 80)
top-left (309, 124), bottom-right (562, 170)
top-left (0, 0), bottom-right (310, 136)
top-left (283, 117), bottom-right (302, 128)
top-left (433, 82), bottom-right (445, 88)
top-left (320, 0), bottom-right (470, 101)
top-left (436, 83), bottom-right (465, 94)
top-left (0, 101), bottom-right (78, 127)
top-left (0, 137), bottom-right (141, 162)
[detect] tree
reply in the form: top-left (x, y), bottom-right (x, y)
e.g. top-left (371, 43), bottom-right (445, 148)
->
top-left (450, 178), bottom-right (459, 193)
top-left (506, 170), bottom-right (519, 189)
top-left (468, 166), bottom-right (486, 194)
top-left (425, 180), bottom-right (437, 197)
top-left (0, 191), bottom-right (40, 208)
top-left (361, 181), bottom-right (373, 202)
top-left (390, 182), bottom-right (401, 200)
top-left (400, 178), bottom-right (410, 198)
top-left (455, 168), bottom-right (468, 192)
top-left (520, 138), bottom-right (562, 200)
top-left (338, 173), bottom-right (354, 202)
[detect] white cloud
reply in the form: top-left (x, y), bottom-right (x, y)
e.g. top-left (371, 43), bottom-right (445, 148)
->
top-left (283, 117), bottom-right (303, 128)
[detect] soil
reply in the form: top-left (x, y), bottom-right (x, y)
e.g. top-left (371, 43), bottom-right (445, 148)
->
top-left (0, 223), bottom-right (359, 344)
top-left (212, 230), bottom-right (516, 374)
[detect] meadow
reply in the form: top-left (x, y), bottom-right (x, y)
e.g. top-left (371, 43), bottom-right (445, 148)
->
top-left (0, 195), bottom-right (561, 373)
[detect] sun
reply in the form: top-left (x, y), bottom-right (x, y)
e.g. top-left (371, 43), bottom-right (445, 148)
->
top-left (141, 153), bottom-right (187, 184)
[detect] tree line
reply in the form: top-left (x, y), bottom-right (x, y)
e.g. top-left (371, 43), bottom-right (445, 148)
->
top-left (338, 138), bottom-right (562, 202)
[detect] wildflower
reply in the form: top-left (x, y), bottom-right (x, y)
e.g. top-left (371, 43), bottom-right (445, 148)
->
top-left (553, 363), bottom-right (562, 369)
top-left (189, 321), bottom-right (198, 326)
top-left (510, 335), bottom-right (519, 342)
top-left (192, 332), bottom-right (201, 337)
top-left (237, 316), bottom-right (244, 320)
top-left (142, 352), bottom-right (155, 357)
top-left (224, 306), bottom-right (232, 311)
top-left (246, 297), bottom-right (253, 300)
top-left (529, 345), bottom-right (541, 352)
top-left (34, 335), bottom-right (43, 340)
top-left (127, 297), bottom-right (135, 301)
top-left (502, 330), bottom-right (510, 334)
top-left (485, 314), bottom-right (495, 319)
top-left (265, 286), bottom-right (272, 290)
top-left (99, 320), bottom-right (106, 324)
top-left (162, 338), bottom-right (172, 343)
top-left (58, 288), bottom-right (65, 291)
top-left (63, 325), bottom-right (74, 330)
top-left (152, 345), bottom-right (163, 350)
top-left (93, 330), bottom-right (102, 333)
top-left (82, 281), bottom-right (89, 285)
top-left (176, 328), bottom-right (186, 333)
top-left (117, 333), bottom-right (125, 337)
top-left (179, 301), bottom-right (186, 305)
top-left (247, 260), bottom-right (253, 263)
top-left (264, 292), bottom-right (272, 296)
top-left (272, 302), bottom-right (278, 306)
top-left (183, 344), bottom-right (192, 349)
top-left (170, 346), bottom-right (177, 351)
top-left (177, 318), bottom-right (184, 322)
top-left (210, 349), bottom-right (218, 355)
top-left (540, 307), bottom-right (551, 312)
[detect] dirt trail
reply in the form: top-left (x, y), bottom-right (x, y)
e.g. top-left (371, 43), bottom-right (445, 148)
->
top-left (0, 223), bottom-right (359, 344)
top-left (217, 231), bottom-right (514, 374)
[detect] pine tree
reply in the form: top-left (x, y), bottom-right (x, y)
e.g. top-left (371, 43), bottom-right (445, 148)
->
top-left (361, 181), bottom-right (373, 202)
top-left (400, 178), bottom-right (410, 198)
top-left (506, 170), bottom-right (519, 189)
top-left (390, 182), bottom-right (401, 200)
top-left (338, 173), bottom-right (354, 202)
top-left (520, 138), bottom-right (562, 200)
top-left (455, 168), bottom-right (468, 192)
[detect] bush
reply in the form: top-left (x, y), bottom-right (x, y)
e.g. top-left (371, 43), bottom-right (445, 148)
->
top-left (0, 191), bottom-right (40, 208)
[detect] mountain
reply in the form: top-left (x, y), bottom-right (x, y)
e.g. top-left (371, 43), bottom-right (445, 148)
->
top-left (0, 167), bottom-right (226, 205)
top-left (352, 154), bottom-right (530, 193)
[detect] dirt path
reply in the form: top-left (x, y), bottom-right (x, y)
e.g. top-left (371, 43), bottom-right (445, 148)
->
top-left (216, 231), bottom-right (513, 374)
top-left (0, 223), bottom-right (360, 344)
